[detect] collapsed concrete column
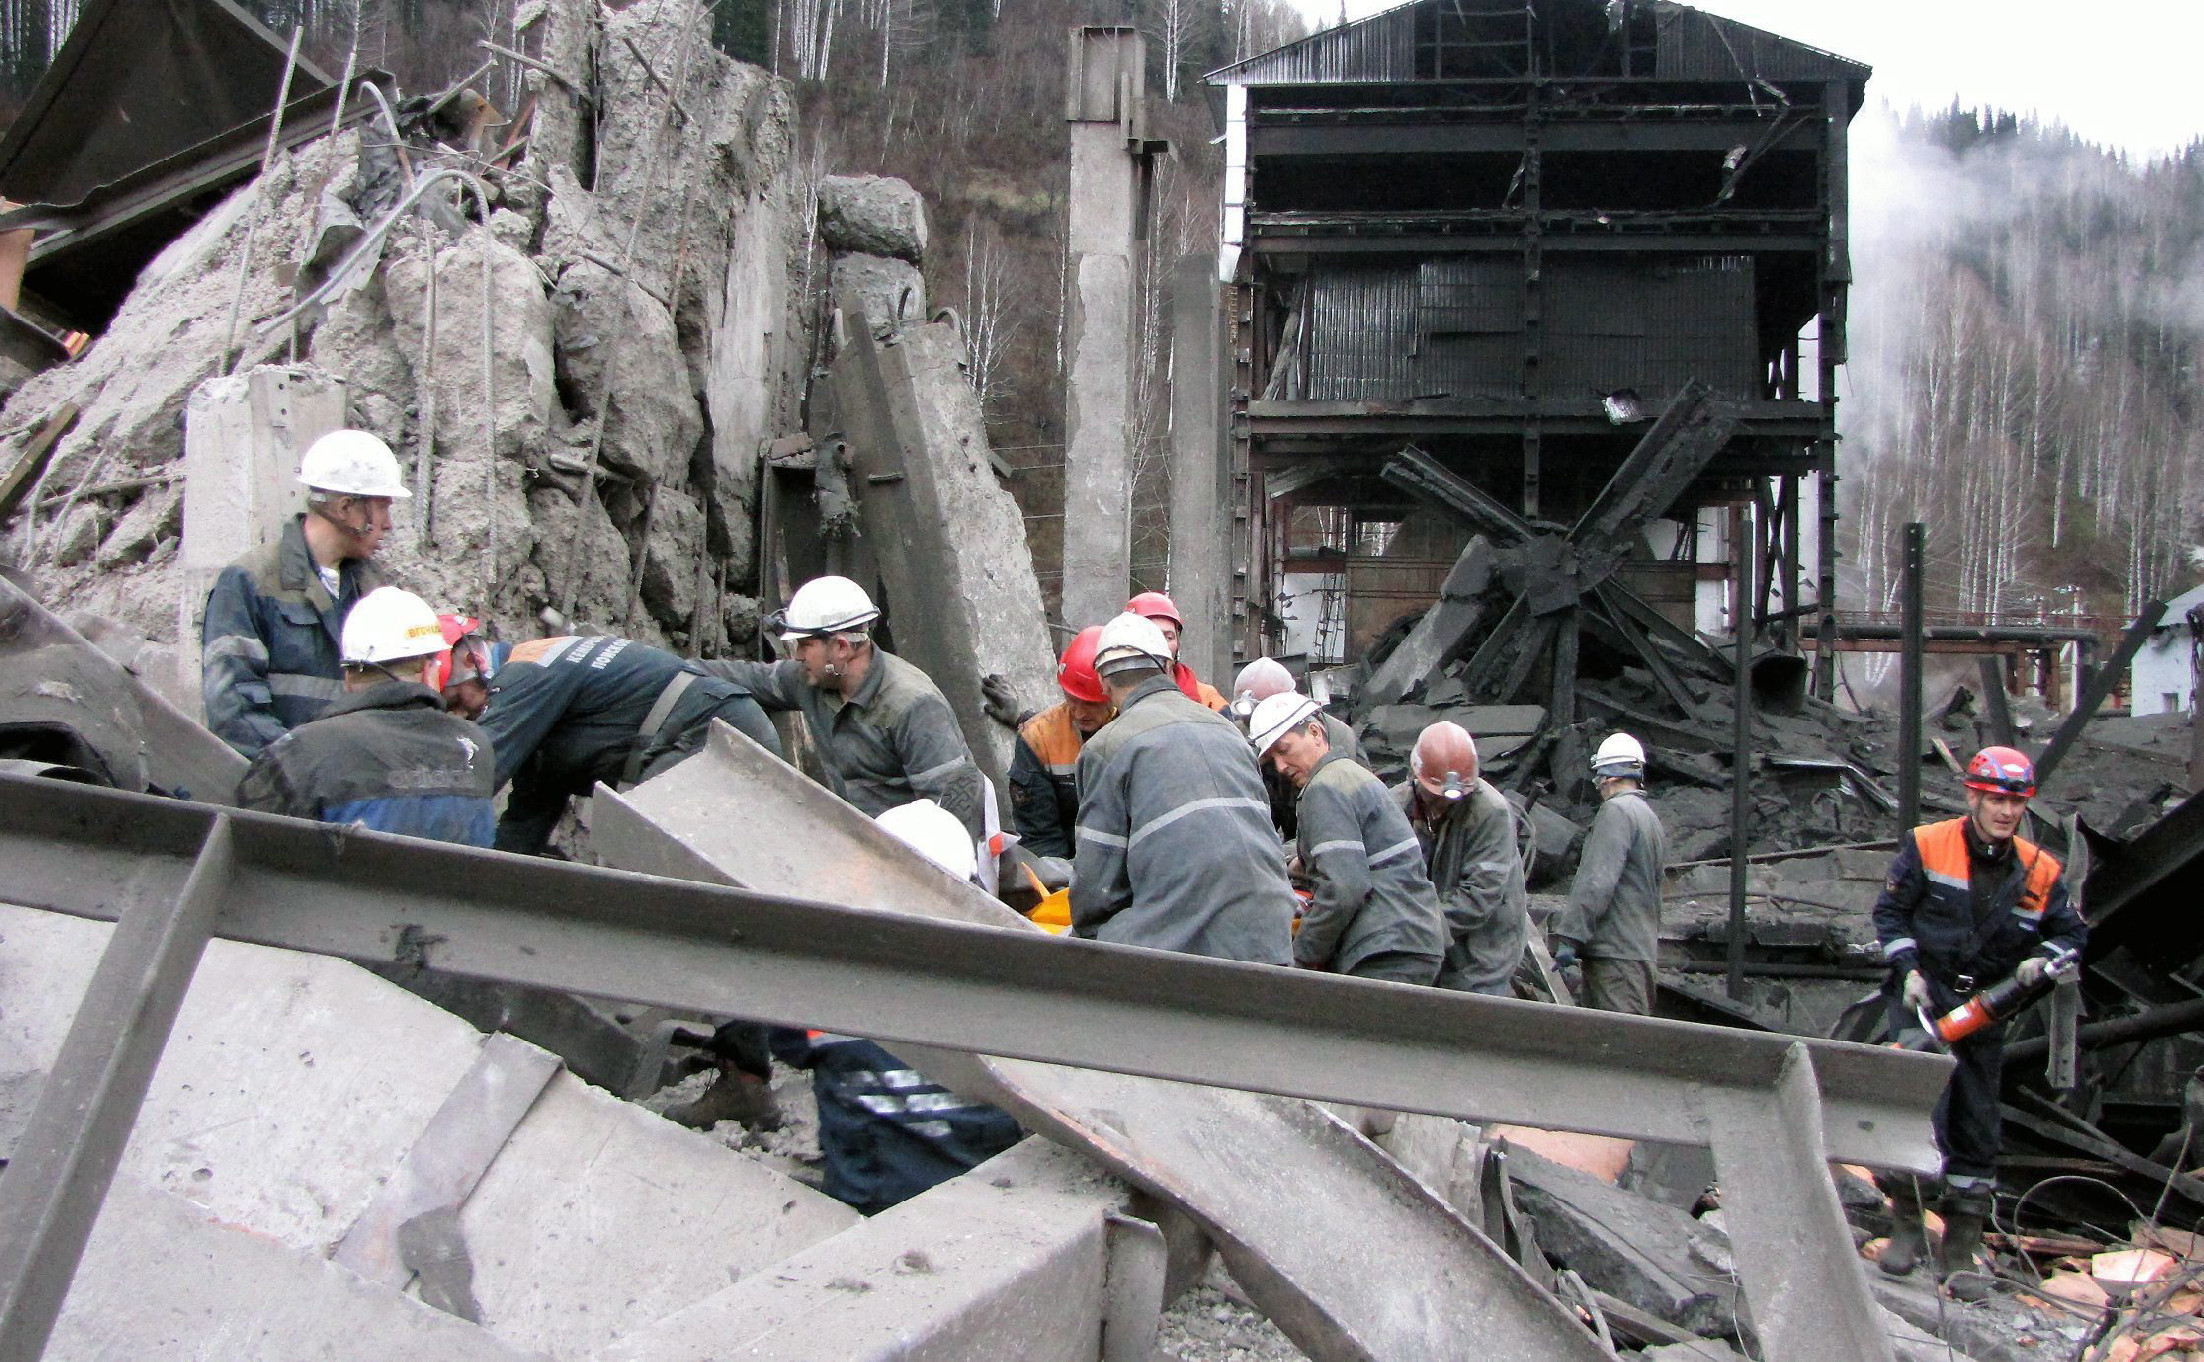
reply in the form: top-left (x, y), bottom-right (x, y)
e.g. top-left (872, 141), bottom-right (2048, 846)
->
top-left (1167, 253), bottom-right (1230, 685)
top-left (1059, 27), bottom-right (1146, 629)
top-left (176, 364), bottom-right (347, 699)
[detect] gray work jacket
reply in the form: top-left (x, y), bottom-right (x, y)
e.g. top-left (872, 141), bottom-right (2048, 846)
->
top-left (705, 649), bottom-right (985, 838)
top-left (1070, 675), bottom-right (1295, 964)
top-left (1294, 750), bottom-right (1446, 979)
top-left (1393, 777), bottom-right (1529, 995)
top-left (1551, 788), bottom-right (1669, 962)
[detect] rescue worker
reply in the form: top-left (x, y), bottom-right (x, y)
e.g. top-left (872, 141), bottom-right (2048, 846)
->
top-left (1251, 692), bottom-right (1446, 984)
top-left (772, 800), bottom-right (1024, 1215)
top-left (1550, 732), bottom-right (1668, 1016)
top-left (1006, 626), bottom-right (1111, 858)
top-left (1125, 591), bottom-right (1228, 711)
top-left (1227, 654), bottom-right (1362, 837)
top-left (202, 429), bottom-right (406, 757)
top-left (1395, 721), bottom-right (1530, 997)
top-left (700, 575), bottom-right (987, 840)
top-left (1872, 746), bottom-right (2085, 1296)
top-left (438, 625), bottom-right (782, 855)
top-left (237, 587), bottom-right (494, 844)
top-left (1070, 612), bottom-right (1295, 963)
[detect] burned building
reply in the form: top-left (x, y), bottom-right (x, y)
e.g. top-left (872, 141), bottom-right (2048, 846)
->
top-left (1210, 0), bottom-right (1863, 703)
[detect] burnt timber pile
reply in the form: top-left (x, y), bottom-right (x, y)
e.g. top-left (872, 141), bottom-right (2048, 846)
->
top-left (0, 1), bottom-right (2200, 1361)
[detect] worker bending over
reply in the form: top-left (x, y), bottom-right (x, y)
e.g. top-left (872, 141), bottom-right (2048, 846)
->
top-left (203, 429), bottom-right (405, 757)
top-left (773, 801), bottom-right (1023, 1215)
top-left (1124, 591), bottom-right (1227, 711)
top-left (1251, 692), bottom-right (1446, 984)
top-left (702, 574), bottom-right (986, 840)
top-left (440, 623), bottom-right (781, 854)
top-left (1872, 746), bottom-right (2085, 1296)
top-left (1551, 733), bottom-right (1668, 1015)
top-left (237, 586), bottom-right (494, 844)
top-left (1395, 721), bottom-right (1529, 996)
top-left (1071, 612), bottom-right (1296, 963)
top-left (1007, 626), bottom-right (1111, 858)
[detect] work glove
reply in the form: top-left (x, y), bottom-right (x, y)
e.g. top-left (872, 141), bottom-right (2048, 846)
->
top-left (1551, 941), bottom-right (1579, 974)
top-left (2014, 956), bottom-right (2049, 989)
top-left (1901, 970), bottom-right (1933, 1012)
top-left (980, 673), bottom-right (1024, 728)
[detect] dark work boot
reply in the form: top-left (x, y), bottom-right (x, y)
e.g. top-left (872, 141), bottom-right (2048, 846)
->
top-left (1879, 1178), bottom-right (1929, 1278)
top-left (1938, 1189), bottom-right (1993, 1299)
top-left (667, 1065), bottom-right (783, 1132)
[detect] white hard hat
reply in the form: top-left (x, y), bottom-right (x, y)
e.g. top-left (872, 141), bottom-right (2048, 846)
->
top-left (875, 799), bottom-right (978, 883)
top-left (776, 574), bottom-right (880, 641)
top-left (341, 587), bottom-right (447, 666)
top-left (1591, 731), bottom-right (1647, 780)
top-left (1092, 611), bottom-right (1171, 678)
top-left (299, 429), bottom-right (411, 499)
top-left (1247, 691), bottom-right (1322, 758)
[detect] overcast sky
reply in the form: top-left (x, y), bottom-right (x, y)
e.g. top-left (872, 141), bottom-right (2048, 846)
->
top-left (1288, 1), bottom-right (2204, 160)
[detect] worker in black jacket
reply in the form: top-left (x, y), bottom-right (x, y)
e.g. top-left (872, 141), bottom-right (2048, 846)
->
top-left (202, 429), bottom-right (405, 757)
top-left (1870, 745), bottom-right (2086, 1296)
top-left (440, 628), bottom-right (781, 854)
top-left (238, 587), bottom-right (494, 846)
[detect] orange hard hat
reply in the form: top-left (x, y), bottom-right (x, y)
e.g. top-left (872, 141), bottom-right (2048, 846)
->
top-left (1057, 626), bottom-right (1109, 704)
top-left (1411, 721), bottom-right (1479, 799)
top-left (1125, 590), bottom-right (1182, 629)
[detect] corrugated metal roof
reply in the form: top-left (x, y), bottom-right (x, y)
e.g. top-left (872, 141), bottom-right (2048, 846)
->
top-left (1208, 0), bottom-right (1867, 87)
top-left (1206, 2), bottom-right (1418, 86)
top-left (1647, 4), bottom-right (1869, 83)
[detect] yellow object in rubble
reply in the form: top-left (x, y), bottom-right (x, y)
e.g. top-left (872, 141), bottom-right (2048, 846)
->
top-left (1026, 887), bottom-right (1072, 934)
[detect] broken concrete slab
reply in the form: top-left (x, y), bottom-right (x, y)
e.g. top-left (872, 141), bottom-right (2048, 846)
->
top-left (1507, 1145), bottom-right (1743, 1339)
top-left (818, 310), bottom-right (1054, 789)
top-left (0, 898), bottom-right (862, 1357)
top-left (459, 1068), bottom-right (858, 1357)
top-left (817, 174), bottom-right (928, 263)
top-left (47, 1175), bottom-right (547, 1362)
top-left (1363, 535), bottom-right (1496, 706)
top-left (383, 226), bottom-right (558, 468)
top-left (591, 1139), bottom-right (1129, 1362)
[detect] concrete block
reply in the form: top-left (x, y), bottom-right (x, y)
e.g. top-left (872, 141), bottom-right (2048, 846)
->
top-left (0, 901), bottom-right (859, 1360)
top-left (48, 1175), bottom-right (545, 1362)
top-left (831, 252), bottom-right (925, 339)
top-left (590, 1139), bottom-right (1124, 1362)
top-left (178, 365), bottom-right (347, 668)
top-left (462, 1069), bottom-right (859, 1357)
top-left (0, 904), bottom-right (486, 1252)
top-left (817, 174), bottom-right (928, 262)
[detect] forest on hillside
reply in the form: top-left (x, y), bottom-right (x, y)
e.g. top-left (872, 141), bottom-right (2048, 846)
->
top-left (3, 4), bottom-right (2200, 625)
top-left (1844, 106), bottom-right (2204, 623)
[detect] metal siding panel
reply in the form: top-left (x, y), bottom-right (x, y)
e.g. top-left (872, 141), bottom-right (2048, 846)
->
top-left (1305, 263), bottom-right (1419, 400)
top-left (1542, 257), bottom-right (1757, 398)
top-left (1651, 7), bottom-right (1868, 84)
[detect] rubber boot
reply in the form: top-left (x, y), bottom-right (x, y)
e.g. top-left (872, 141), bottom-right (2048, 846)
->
top-left (1938, 1190), bottom-right (1993, 1300)
top-left (667, 1064), bottom-right (783, 1132)
top-left (1878, 1178), bottom-right (1929, 1278)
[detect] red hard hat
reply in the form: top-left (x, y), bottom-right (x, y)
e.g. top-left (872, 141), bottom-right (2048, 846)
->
top-left (1125, 591), bottom-right (1183, 629)
top-left (1963, 745), bottom-right (2036, 798)
top-left (1411, 721), bottom-right (1479, 797)
top-left (1057, 626), bottom-right (1108, 704)
top-left (425, 613), bottom-right (484, 693)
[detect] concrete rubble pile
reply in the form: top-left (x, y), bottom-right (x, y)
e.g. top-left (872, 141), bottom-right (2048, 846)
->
top-left (0, 0), bottom-right (811, 699)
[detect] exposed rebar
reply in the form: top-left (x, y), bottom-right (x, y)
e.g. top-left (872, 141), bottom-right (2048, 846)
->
top-left (219, 25), bottom-right (306, 378)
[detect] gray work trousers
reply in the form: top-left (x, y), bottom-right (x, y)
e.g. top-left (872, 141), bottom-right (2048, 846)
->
top-left (1582, 958), bottom-right (1654, 1016)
